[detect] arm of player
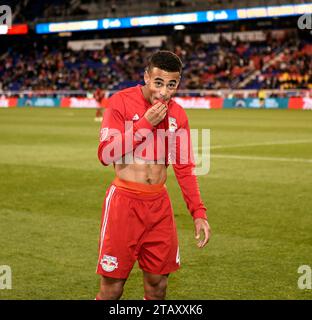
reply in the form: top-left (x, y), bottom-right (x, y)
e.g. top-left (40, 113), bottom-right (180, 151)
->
top-left (98, 93), bottom-right (154, 166)
top-left (172, 118), bottom-right (211, 248)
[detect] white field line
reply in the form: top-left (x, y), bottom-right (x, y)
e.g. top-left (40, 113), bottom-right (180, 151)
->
top-left (208, 139), bottom-right (312, 150)
top-left (211, 154), bottom-right (312, 164)
top-left (193, 139), bottom-right (312, 152)
top-left (192, 140), bottom-right (312, 164)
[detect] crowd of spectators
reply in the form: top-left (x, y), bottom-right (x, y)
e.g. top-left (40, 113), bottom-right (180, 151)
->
top-left (0, 33), bottom-right (311, 93)
top-left (251, 42), bottom-right (312, 90)
top-left (0, 41), bottom-right (148, 92)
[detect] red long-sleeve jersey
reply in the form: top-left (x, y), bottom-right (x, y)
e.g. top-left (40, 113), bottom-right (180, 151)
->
top-left (98, 84), bottom-right (207, 220)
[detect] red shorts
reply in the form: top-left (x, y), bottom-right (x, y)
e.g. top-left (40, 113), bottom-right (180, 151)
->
top-left (96, 178), bottom-right (180, 279)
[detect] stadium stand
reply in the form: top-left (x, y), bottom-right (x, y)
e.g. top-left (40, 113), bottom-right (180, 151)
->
top-left (1, 30), bottom-right (311, 92)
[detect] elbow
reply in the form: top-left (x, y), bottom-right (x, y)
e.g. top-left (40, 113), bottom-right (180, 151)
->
top-left (99, 158), bottom-right (110, 166)
top-left (98, 144), bottom-right (112, 166)
top-left (98, 153), bottom-right (113, 166)
top-left (98, 153), bottom-right (110, 166)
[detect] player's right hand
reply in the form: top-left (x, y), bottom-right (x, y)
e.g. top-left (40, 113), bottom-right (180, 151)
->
top-left (144, 101), bottom-right (167, 126)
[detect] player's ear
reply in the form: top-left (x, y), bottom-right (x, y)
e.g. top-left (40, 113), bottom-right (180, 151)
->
top-left (144, 69), bottom-right (150, 85)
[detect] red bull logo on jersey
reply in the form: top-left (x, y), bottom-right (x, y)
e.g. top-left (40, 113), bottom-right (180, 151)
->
top-left (169, 117), bottom-right (177, 132)
top-left (100, 255), bottom-right (118, 272)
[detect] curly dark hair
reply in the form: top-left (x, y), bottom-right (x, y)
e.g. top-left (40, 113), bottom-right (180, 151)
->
top-left (146, 50), bottom-right (183, 74)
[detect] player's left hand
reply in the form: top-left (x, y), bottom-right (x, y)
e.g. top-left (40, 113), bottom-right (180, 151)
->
top-left (194, 218), bottom-right (211, 248)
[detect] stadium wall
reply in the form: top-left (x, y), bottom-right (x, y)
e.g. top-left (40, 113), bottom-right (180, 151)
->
top-left (1, 96), bottom-right (312, 109)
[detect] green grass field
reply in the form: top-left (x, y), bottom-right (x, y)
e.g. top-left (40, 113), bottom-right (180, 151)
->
top-left (0, 107), bottom-right (312, 300)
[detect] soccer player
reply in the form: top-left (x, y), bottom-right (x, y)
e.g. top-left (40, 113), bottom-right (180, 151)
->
top-left (96, 51), bottom-right (211, 300)
top-left (94, 88), bottom-right (105, 122)
top-left (258, 89), bottom-right (266, 108)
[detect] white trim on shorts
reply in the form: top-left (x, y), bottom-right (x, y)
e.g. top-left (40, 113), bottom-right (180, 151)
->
top-left (97, 185), bottom-right (116, 268)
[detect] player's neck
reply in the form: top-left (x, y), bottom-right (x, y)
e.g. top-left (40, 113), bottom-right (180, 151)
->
top-left (141, 85), bottom-right (152, 105)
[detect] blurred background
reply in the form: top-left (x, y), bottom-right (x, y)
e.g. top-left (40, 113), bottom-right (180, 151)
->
top-left (1, 1), bottom-right (312, 300)
top-left (0, 0), bottom-right (311, 107)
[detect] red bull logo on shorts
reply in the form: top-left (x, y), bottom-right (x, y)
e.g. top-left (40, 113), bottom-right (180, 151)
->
top-left (100, 255), bottom-right (118, 272)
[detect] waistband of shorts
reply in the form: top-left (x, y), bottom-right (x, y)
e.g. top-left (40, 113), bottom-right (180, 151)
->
top-left (111, 177), bottom-right (167, 199)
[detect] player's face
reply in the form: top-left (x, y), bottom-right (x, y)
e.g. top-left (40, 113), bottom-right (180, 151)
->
top-left (144, 67), bottom-right (181, 105)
